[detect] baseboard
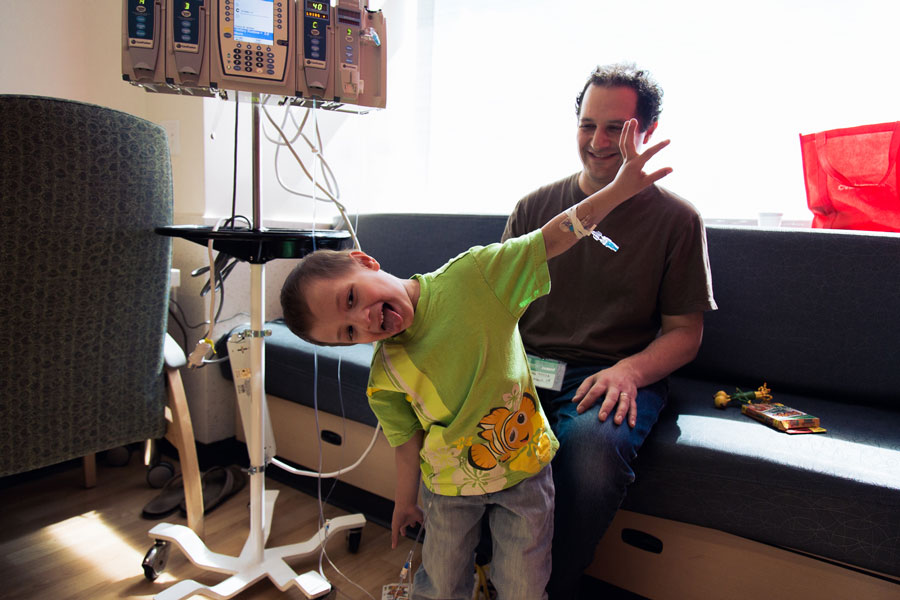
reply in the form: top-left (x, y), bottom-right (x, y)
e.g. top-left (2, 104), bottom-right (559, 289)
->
top-left (158, 436), bottom-right (248, 472)
top-left (586, 510), bottom-right (900, 600)
top-left (1, 437), bottom-right (249, 490)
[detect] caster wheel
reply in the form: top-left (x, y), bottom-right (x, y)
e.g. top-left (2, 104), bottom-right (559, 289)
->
top-left (146, 461), bottom-right (175, 488)
top-left (347, 527), bottom-right (362, 554)
top-left (142, 540), bottom-right (171, 581)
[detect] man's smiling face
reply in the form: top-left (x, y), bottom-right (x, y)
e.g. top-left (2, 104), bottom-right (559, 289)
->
top-left (576, 84), bottom-right (656, 194)
top-left (305, 251), bottom-right (417, 345)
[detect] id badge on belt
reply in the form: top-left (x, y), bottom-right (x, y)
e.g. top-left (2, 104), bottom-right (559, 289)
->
top-left (527, 354), bottom-right (566, 392)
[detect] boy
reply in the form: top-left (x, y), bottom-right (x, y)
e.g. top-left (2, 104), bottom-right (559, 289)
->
top-left (280, 120), bottom-right (670, 599)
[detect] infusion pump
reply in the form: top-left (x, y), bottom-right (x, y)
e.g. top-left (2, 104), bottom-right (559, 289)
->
top-left (122, 0), bottom-right (386, 109)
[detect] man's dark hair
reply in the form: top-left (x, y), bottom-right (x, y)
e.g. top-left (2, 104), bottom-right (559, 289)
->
top-left (280, 249), bottom-right (358, 347)
top-left (575, 63), bottom-right (663, 132)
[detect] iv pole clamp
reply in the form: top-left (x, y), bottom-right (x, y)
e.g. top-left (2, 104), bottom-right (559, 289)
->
top-left (149, 94), bottom-right (361, 599)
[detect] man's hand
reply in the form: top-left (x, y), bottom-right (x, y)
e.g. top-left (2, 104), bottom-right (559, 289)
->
top-left (572, 362), bottom-right (639, 428)
top-left (391, 502), bottom-right (424, 548)
top-left (570, 313), bottom-right (705, 428)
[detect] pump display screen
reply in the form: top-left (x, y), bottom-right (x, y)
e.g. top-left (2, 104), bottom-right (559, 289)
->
top-left (304, 0), bottom-right (329, 66)
top-left (234, 0), bottom-right (275, 44)
top-left (305, 1), bottom-right (329, 19)
top-left (127, 0), bottom-right (155, 41)
top-left (176, 0), bottom-right (203, 46)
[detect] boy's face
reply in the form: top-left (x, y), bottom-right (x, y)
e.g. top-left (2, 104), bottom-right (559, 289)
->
top-left (305, 251), bottom-right (417, 345)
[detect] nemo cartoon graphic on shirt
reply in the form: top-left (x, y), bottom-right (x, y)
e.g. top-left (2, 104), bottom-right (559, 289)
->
top-left (468, 388), bottom-right (538, 470)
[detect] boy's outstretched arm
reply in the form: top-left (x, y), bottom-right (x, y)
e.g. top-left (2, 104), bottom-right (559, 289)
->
top-left (541, 119), bottom-right (672, 260)
top-left (391, 429), bottom-right (424, 549)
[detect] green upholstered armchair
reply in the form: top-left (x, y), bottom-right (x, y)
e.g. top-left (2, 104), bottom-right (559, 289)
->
top-left (0, 95), bottom-right (203, 533)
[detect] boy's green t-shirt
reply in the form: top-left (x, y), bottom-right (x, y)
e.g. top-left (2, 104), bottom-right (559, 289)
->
top-left (367, 230), bottom-right (559, 496)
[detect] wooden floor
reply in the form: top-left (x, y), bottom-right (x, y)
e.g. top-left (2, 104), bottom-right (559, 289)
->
top-left (0, 458), bottom-right (418, 600)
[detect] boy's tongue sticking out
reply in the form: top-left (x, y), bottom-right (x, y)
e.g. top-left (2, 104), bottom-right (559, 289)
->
top-left (382, 303), bottom-right (403, 334)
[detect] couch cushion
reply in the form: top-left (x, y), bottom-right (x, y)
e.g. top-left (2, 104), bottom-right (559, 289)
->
top-left (623, 376), bottom-right (900, 577)
top-left (340, 213), bottom-right (510, 278)
top-left (686, 226), bottom-right (900, 409)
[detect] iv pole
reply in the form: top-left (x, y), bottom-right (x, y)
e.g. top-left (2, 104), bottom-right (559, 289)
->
top-left (146, 94), bottom-right (365, 600)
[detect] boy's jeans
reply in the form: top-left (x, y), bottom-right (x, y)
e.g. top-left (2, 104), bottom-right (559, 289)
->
top-left (412, 465), bottom-right (554, 600)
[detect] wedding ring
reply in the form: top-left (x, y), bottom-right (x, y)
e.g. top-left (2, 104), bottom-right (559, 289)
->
top-left (619, 392), bottom-right (628, 398)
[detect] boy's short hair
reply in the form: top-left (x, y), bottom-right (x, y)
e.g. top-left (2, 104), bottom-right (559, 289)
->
top-left (575, 62), bottom-right (664, 132)
top-left (280, 249), bottom-right (358, 346)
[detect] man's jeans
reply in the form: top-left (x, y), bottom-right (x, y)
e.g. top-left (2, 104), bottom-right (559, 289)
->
top-left (542, 364), bottom-right (666, 599)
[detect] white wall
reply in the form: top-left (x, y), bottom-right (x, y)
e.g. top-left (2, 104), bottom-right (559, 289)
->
top-left (0, 0), bottom-right (206, 218)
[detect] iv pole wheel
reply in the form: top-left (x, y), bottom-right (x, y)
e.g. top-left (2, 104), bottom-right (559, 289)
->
top-left (142, 539), bottom-right (171, 581)
top-left (347, 527), bottom-right (363, 554)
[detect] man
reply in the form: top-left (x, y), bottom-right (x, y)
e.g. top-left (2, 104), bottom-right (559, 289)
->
top-left (501, 63), bottom-right (717, 598)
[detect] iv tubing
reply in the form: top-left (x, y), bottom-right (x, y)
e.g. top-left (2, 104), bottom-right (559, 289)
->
top-left (260, 98), bottom-right (360, 249)
top-left (269, 422), bottom-right (382, 479)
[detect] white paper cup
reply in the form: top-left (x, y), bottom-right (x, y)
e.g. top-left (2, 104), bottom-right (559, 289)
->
top-left (758, 212), bottom-right (783, 227)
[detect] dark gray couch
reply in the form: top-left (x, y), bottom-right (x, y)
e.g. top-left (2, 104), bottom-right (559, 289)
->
top-left (225, 213), bottom-right (900, 586)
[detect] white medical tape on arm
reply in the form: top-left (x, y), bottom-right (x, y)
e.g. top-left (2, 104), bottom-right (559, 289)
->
top-left (564, 204), bottom-right (596, 239)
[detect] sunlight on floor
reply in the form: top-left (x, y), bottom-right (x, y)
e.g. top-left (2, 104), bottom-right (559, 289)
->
top-left (45, 510), bottom-right (179, 586)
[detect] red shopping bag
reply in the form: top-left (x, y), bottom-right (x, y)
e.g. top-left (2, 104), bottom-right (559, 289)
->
top-left (799, 121), bottom-right (900, 231)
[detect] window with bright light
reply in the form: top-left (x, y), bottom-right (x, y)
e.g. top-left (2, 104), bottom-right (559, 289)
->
top-left (205, 0), bottom-right (900, 226)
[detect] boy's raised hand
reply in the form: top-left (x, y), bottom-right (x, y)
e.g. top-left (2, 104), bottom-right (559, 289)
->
top-left (541, 119), bottom-right (672, 261)
top-left (611, 118), bottom-right (672, 198)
